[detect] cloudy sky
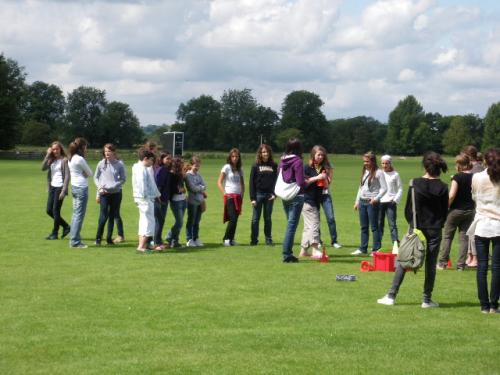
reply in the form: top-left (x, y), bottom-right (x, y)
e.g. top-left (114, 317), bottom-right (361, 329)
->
top-left (2, 0), bottom-right (500, 126)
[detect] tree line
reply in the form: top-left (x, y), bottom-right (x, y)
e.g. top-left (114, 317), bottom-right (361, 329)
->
top-left (1, 53), bottom-right (499, 154)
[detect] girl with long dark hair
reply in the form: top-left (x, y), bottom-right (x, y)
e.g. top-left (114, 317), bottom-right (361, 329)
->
top-left (42, 141), bottom-right (71, 240)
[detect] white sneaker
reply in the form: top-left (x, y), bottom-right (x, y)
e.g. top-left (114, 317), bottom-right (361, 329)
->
top-left (186, 239), bottom-right (197, 247)
top-left (377, 295), bottom-right (395, 306)
top-left (299, 248), bottom-right (310, 257)
top-left (194, 239), bottom-right (204, 247)
top-left (421, 301), bottom-right (439, 309)
top-left (223, 239), bottom-right (232, 246)
top-left (351, 249), bottom-right (365, 255)
top-left (333, 242), bottom-right (342, 249)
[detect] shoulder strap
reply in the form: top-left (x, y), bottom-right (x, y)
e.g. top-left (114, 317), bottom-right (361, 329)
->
top-left (410, 179), bottom-right (416, 230)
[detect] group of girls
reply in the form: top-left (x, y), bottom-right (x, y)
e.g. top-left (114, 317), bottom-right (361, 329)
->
top-left (42, 138), bottom-right (500, 313)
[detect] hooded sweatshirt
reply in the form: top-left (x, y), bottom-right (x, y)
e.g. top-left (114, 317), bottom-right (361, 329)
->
top-left (405, 177), bottom-right (448, 229)
top-left (279, 155), bottom-right (307, 194)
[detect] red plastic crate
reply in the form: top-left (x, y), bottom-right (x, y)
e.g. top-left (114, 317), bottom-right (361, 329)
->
top-left (373, 252), bottom-right (396, 272)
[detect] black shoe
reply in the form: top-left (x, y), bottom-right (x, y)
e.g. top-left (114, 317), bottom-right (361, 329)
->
top-left (283, 256), bottom-right (299, 263)
top-left (266, 239), bottom-right (274, 246)
top-left (46, 234), bottom-right (58, 240)
top-left (250, 241), bottom-right (258, 246)
top-left (106, 239), bottom-right (114, 245)
top-left (62, 226), bottom-right (71, 239)
top-left (95, 239), bottom-right (101, 246)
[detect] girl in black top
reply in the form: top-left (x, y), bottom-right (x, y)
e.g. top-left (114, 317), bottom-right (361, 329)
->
top-left (249, 144), bottom-right (277, 245)
top-left (378, 151), bottom-right (448, 308)
top-left (437, 154), bottom-right (474, 270)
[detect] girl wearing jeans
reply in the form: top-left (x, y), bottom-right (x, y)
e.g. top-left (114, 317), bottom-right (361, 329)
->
top-left (93, 143), bottom-right (126, 246)
top-left (166, 157), bottom-right (187, 248)
top-left (466, 148), bottom-right (500, 313)
top-left (42, 141), bottom-right (70, 240)
top-left (378, 155), bottom-right (403, 251)
top-left (279, 138), bottom-right (307, 263)
top-left (68, 137), bottom-right (92, 249)
top-left (185, 156), bottom-right (207, 247)
top-left (218, 148), bottom-right (244, 246)
top-left (153, 152), bottom-right (172, 250)
top-left (249, 144), bottom-right (277, 246)
top-left (352, 151), bottom-right (387, 255)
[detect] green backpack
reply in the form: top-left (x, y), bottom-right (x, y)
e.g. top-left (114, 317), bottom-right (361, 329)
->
top-left (397, 180), bottom-right (426, 272)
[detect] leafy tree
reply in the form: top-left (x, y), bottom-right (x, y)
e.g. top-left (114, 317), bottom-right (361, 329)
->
top-left (442, 116), bottom-right (474, 155)
top-left (482, 102), bottom-right (500, 150)
top-left (65, 86), bottom-right (107, 145)
top-left (386, 95), bottom-right (425, 155)
top-left (275, 128), bottom-right (303, 151)
top-left (0, 54), bottom-right (26, 149)
top-left (280, 90), bottom-right (328, 149)
top-left (99, 101), bottom-right (144, 148)
top-left (413, 122), bottom-right (436, 155)
top-left (21, 120), bottom-right (51, 146)
top-left (22, 81), bottom-right (65, 135)
top-left (177, 95), bottom-right (222, 150)
top-left (329, 116), bottom-right (385, 154)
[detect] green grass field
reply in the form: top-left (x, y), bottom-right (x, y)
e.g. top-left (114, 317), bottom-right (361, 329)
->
top-left (1, 155), bottom-right (498, 374)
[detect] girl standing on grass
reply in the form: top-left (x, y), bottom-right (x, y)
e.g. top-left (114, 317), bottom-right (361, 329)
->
top-left (218, 148), bottom-right (244, 246)
top-left (132, 148), bottom-right (161, 252)
top-left (93, 143), bottom-right (126, 246)
top-left (352, 151), bottom-right (387, 256)
top-left (437, 154), bottom-right (474, 271)
top-left (249, 144), bottom-right (277, 246)
top-left (378, 152), bottom-right (448, 308)
top-left (378, 155), bottom-right (403, 252)
top-left (279, 138), bottom-right (307, 263)
top-left (300, 145), bottom-right (329, 259)
top-left (42, 141), bottom-right (71, 240)
top-left (185, 156), bottom-right (207, 247)
top-left (68, 137), bottom-right (93, 249)
top-left (466, 148), bottom-right (500, 313)
top-left (166, 156), bottom-right (187, 248)
top-left (153, 152), bottom-right (173, 250)
top-left (317, 147), bottom-right (342, 249)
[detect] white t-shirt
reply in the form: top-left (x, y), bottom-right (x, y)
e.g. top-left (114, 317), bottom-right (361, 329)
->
top-left (69, 154), bottom-right (93, 188)
top-left (221, 164), bottom-right (243, 194)
top-left (50, 159), bottom-right (63, 188)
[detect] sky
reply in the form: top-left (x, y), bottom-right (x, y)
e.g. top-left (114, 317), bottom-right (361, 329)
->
top-left (1, 0), bottom-right (500, 126)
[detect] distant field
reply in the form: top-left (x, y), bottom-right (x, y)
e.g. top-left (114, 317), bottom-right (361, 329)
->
top-left (0, 155), bottom-right (498, 374)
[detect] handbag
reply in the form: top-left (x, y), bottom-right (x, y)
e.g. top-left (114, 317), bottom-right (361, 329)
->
top-left (274, 169), bottom-right (300, 201)
top-left (397, 179), bottom-right (426, 272)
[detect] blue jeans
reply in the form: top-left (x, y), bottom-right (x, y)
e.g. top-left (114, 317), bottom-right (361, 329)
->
top-left (96, 191), bottom-right (121, 242)
top-left (320, 194), bottom-right (338, 244)
top-left (282, 195), bottom-right (305, 260)
top-left (186, 203), bottom-right (203, 241)
top-left (166, 199), bottom-right (186, 243)
top-left (251, 192), bottom-right (274, 244)
top-left (358, 199), bottom-right (381, 252)
top-left (379, 201), bottom-right (399, 242)
top-left (475, 236), bottom-right (500, 311)
top-left (69, 185), bottom-right (88, 246)
top-left (154, 201), bottom-right (168, 245)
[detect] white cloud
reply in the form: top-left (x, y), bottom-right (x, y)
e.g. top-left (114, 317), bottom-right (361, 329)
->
top-left (398, 68), bottom-right (417, 81)
top-left (432, 48), bottom-right (459, 66)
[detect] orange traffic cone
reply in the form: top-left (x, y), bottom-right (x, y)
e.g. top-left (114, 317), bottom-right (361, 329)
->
top-left (320, 246), bottom-right (329, 263)
top-left (447, 259), bottom-right (452, 269)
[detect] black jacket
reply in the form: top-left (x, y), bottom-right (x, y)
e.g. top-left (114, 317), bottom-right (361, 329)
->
top-left (249, 161), bottom-right (277, 201)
